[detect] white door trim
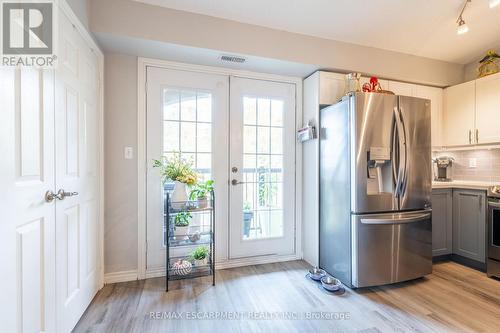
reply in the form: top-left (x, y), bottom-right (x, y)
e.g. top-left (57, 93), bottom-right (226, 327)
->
top-left (137, 57), bottom-right (303, 279)
top-left (59, 0), bottom-right (105, 289)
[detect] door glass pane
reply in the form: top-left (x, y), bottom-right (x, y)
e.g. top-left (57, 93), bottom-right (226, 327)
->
top-left (180, 91), bottom-right (196, 121)
top-left (162, 88), bottom-right (213, 245)
top-left (242, 96), bottom-right (284, 240)
top-left (163, 90), bottom-right (179, 120)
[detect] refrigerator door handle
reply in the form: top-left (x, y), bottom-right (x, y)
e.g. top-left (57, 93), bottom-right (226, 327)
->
top-left (392, 107), bottom-right (405, 197)
top-left (360, 212), bottom-right (431, 225)
top-left (398, 107), bottom-right (409, 197)
top-left (391, 117), bottom-right (398, 196)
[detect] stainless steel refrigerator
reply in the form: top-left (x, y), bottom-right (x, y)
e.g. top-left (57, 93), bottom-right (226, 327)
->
top-left (319, 92), bottom-right (432, 288)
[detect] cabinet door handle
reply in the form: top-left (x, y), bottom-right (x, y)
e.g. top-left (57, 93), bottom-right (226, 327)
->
top-left (468, 130), bottom-right (472, 144)
top-left (475, 129), bottom-right (479, 143)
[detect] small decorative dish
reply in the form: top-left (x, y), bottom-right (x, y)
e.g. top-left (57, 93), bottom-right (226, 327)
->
top-left (308, 267), bottom-right (326, 281)
top-left (321, 276), bottom-right (341, 292)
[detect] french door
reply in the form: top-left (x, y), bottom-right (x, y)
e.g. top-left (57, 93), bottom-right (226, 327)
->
top-left (145, 68), bottom-right (296, 270)
top-left (229, 77), bottom-right (296, 258)
top-left (146, 67), bottom-right (229, 271)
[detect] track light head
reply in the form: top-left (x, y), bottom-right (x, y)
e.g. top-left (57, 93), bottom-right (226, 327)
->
top-left (457, 18), bottom-right (469, 34)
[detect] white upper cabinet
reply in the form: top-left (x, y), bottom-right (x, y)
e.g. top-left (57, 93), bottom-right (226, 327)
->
top-left (388, 81), bottom-right (415, 97)
top-left (442, 72), bottom-right (500, 147)
top-left (415, 85), bottom-right (443, 148)
top-left (442, 81), bottom-right (476, 146)
top-left (475, 72), bottom-right (500, 144)
top-left (318, 72), bottom-right (346, 105)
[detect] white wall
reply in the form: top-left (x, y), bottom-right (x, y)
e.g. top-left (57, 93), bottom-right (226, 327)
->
top-left (65, 0), bottom-right (89, 29)
top-left (464, 59), bottom-right (480, 82)
top-left (104, 54), bottom-right (138, 274)
top-left (89, 0), bottom-right (464, 87)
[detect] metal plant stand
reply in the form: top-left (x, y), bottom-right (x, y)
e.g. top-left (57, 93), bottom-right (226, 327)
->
top-left (165, 188), bottom-right (215, 292)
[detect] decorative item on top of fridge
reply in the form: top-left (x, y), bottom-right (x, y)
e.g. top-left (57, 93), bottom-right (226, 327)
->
top-left (477, 50), bottom-right (500, 78)
top-left (362, 76), bottom-right (395, 95)
top-left (344, 72), bottom-right (362, 95)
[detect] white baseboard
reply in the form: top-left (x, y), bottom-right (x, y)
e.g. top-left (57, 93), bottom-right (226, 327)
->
top-left (104, 270), bottom-right (138, 284)
top-left (143, 254), bottom-right (302, 279)
top-left (107, 255), bottom-right (303, 283)
top-left (216, 254), bottom-right (301, 270)
top-left (145, 267), bottom-right (166, 279)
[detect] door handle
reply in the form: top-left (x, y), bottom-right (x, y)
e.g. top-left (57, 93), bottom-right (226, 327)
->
top-left (475, 129), bottom-right (479, 144)
top-left (45, 190), bottom-right (63, 203)
top-left (57, 189), bottom-right (79, 200)
top-left (231, 179), bottom-right (245, 186)
top-left (469, 130), bottom-right (472, 144)
top-left (392, 107), bottom-right (406, 197)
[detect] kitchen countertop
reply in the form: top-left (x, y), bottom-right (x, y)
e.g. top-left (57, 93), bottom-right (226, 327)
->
top-left (432, 180), bottom-right (496, 191)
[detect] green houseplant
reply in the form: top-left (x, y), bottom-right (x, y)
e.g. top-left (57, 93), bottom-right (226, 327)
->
top-left (189, 180), bottom-right (214, 208)
top-left (153, 153), bottom-right (198, 209)
top-left (188, 246), bottom-right (209, 266)
top-left (173, 211), bottom-right (192, 237)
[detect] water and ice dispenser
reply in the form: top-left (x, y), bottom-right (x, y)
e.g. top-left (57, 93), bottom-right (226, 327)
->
top-left (367, 147), bottom-right (392, 195)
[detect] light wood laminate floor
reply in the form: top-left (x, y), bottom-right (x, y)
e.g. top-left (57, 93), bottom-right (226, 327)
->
top-left (74, 261), bottom-right (500, 333)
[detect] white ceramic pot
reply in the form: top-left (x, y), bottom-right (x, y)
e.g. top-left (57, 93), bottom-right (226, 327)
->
top-left (197, 197), bottom-right (209, 209)
top-left (171, 181), bottom-right (188, 209)
top-left (194, 258), bottom-right (208, 266)
top-left (174, 226), bottom-right (188, 237)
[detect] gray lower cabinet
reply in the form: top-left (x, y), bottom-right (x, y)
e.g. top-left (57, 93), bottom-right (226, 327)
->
top-left (431, 189), bottom-right (453, 256)
top-left (452, 189), bottom-right (487, 263)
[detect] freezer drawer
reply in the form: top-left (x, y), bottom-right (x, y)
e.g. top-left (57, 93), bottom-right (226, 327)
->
top-left (351, 210), bottom-right (432, 287)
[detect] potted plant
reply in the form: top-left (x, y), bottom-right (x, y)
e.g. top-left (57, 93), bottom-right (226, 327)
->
top-left (189, 180), bottom-right (214, 208)
top-left (188, 246), bottom-right (209, 266)
top-left (243, 201), bottom-right (253, 238)
top-left (153, 152), bottom-right (198, 209)
top-left (173, 211), bottom-right (192, 237)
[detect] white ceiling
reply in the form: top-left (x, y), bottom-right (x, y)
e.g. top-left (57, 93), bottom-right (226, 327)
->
top-left (133, 0), bottom-right (500, 64)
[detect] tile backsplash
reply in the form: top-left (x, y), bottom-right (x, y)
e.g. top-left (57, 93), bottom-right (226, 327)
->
top-left (432, 148), bottom-right (500, 183)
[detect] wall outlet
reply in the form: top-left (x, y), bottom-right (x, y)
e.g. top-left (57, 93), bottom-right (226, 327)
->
top-left (468, 158), bottom-right (477, 168)
top-left (124, 146), bottom-right (134, 160)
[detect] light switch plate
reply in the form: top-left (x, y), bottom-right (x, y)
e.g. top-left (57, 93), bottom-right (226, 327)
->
top-left (124, 147), bottom-right (134, 160)
top-left (469, 158), bottom-right (477, 168)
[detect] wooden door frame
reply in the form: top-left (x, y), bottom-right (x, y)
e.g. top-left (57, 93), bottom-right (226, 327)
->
top-left (59, 0), bottom-right (105, 289)
top-left (137, 57), bottom-right (303, 279)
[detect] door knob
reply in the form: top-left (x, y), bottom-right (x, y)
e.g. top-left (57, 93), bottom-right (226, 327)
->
top-left (231, 179), bottom-right (245, 186)
top-left (57, 189), bottom-right (79, 200)
top-left (45, 190), bottom-right (62, 203)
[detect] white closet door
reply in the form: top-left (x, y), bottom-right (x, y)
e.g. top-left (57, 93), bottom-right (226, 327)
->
top-left (54, 10), bottom-right (100, 333)
top-left (0, 67), bottom-right (57, 332)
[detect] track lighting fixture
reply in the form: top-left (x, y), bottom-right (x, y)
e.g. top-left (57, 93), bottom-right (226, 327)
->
top-left (456, 0), bottom-right (472, 35)
top-left (457, 17), bottom-right (469, 35)
top-left (455, 1), bottom-right (499, 35)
